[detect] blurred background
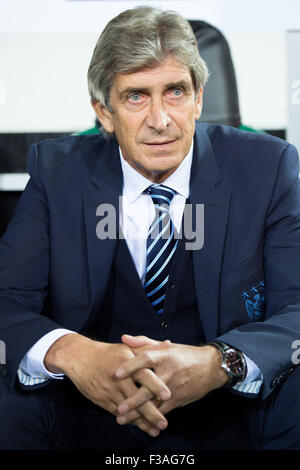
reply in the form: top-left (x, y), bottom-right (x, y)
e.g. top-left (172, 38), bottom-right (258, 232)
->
top-left (0, 0), bottom-right (300, 235)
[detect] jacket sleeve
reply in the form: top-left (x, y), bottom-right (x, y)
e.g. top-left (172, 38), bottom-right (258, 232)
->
top-left (0, 143), bottom-right (65, 390)
top-left (217, 142), bottom-right (300, 399)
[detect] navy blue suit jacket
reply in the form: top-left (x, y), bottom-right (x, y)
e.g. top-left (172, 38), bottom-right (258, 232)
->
top-left (1, 122), bottom-right (300, 399)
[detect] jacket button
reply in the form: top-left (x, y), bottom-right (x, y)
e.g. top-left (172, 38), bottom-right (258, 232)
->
top-left (161, 321), bottom-right (168, 328)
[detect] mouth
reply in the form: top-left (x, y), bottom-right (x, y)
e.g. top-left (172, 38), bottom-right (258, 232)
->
top-left (143, 140), bottom-right (176, 147)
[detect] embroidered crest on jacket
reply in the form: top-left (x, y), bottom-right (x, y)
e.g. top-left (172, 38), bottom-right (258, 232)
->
top-left (241, 281), bottom-right (265, 321)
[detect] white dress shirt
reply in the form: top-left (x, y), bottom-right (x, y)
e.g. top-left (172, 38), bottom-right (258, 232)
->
top-left (18, 142), bottom-right (263, 392)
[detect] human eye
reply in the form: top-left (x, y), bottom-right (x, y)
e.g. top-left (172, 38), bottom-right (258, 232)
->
top-left (167, 87), bottom-right (184, 100)
top-left (127, 92), bottom-right (145, 104)
top-left (129, 93), bottom-right (141, 101)
top-left (172, 88), bottom-right (183, 97)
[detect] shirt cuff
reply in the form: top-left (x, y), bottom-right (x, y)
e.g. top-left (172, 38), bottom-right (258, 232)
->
top-left (243, 353), bottom-right (263, 383)
top-left (18, 328), bottom-right (77, 381)
top-left (231, 353), bottom-right (263, 395)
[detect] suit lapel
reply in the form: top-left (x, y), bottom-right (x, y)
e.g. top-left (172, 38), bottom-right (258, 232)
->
top-left (82, 137), bottom-right (123, 330)
top-left (191, 125), bottom-right (231, 341)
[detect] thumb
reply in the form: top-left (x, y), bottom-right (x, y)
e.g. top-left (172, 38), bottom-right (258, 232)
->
top-left (121, 334), bottom-right (171, 350)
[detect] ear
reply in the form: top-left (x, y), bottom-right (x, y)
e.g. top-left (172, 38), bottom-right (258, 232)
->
top-left (92, 101), bottom-right (115, 133)
top-left (194, 88), bottom-right (203, 120)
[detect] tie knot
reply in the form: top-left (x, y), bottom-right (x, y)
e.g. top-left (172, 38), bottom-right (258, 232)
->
top-left (145, 184), bottom-right (176, 207)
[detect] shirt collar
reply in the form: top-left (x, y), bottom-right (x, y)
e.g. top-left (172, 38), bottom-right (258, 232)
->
top-left (119, 140), bottom-right (193, 204)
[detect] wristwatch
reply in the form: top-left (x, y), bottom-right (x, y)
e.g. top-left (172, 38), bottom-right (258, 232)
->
top-left (208, 341), bottom-right (247, 386)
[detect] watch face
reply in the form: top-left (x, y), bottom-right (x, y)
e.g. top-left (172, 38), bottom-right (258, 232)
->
top-left (225, 349), bottom-right (244, 377)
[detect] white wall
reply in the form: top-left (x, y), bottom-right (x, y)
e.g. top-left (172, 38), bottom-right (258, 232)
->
top-left (0, 0), bottom-right (299, 132)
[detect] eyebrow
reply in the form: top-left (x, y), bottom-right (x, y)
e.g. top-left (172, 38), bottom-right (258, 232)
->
top-left (118, 80), bottom-right (193, 101)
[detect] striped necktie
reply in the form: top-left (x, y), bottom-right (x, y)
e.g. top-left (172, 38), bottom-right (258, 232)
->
top-left (144, 184), bottom-right (178, 314)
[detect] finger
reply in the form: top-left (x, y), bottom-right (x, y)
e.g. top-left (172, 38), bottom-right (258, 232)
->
top-left (122, 334), bottom-right (172, 350)
top-left (115, 399), bottom-right (164, 437)
top-left (134, 368), bottom-right (171, 401)
top-left (118, 385), bottom-right (153, 414)
top-left (117, 398), bottom-right (168, 431)
top-left (118, 378), bottom-right (168, 431)
top-left (121, 334), bottom-right (160, 348)
top-left (115, 378), bottom-right (144, 421)
top-left (118, 370), bottom-right (170, 414)
top-left (115, 349), bottom-right (164, 379)
top-left (132, 340), bottom-right (172, 356)
top-left (132, 417), bottom-right (161, 438)
top-left (119, 412), bottom-right (161, 437)
top-left (117, 376), bottom-right (150, 422)
top-left (157, 399), bottom-right (176, 416)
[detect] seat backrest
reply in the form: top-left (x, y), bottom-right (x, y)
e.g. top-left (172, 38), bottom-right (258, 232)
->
top-left (189, 20), bottom-right (241, 127)
top-left (0, 132), bottom-right (70, 237)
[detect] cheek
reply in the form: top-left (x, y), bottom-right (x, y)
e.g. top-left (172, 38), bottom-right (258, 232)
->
top-left (174, 107), bottom-right (197, 129)
top-left (181, 120), bottom-right (196, 138)
top-left (120, 119), bottom-right (141, 141)
top-left (114, 121), bottom-right (133, 145)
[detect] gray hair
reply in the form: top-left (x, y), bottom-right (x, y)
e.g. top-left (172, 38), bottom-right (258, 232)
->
top-left (87, 6), bottom-right (209, 110)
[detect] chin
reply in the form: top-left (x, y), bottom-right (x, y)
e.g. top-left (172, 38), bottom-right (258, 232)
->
top-left (148, 153), bottom-right (182, 164)
top-left (147, 163), bottom-right (180, 181)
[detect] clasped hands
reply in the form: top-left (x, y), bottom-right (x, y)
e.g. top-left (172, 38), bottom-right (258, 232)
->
top-left (112, 334), bottom-right (228, 437)
top-left (52, 332), bottom-right (228, 438)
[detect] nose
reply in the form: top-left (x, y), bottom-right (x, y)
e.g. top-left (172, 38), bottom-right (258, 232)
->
top-left (145, 98), bottom-right (171, 133)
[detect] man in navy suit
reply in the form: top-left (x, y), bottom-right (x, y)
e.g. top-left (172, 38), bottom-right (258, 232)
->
top-left (1, 6), bottom-right (300, 450)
